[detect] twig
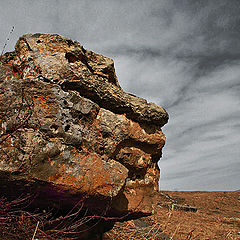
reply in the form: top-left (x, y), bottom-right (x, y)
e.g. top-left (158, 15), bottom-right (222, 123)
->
top-left (32, 221), bottom-right (39, 240)
top-left (186, 229), bottom-right (195, 240)
top-left (161, 211), bottom-right (173, 231)
top-left (151, 223), bottom-right (162, 239)
top-left (145, 222), bottom-right (159, 238)
top-left (1, 26), bottom-right (14, 56)
top-left (170, 222), bottom-right (180, 240)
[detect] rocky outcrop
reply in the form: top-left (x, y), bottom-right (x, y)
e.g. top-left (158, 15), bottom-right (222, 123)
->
top-left (0, 34), bottom-right (168, 237)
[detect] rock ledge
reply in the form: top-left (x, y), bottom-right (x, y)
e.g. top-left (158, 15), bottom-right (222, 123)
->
top-left (0, 34), bottom-right (168, 236)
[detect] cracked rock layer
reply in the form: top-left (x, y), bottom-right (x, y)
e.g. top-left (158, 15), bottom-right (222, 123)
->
top-left (0, 34), bottom-right (168, 216)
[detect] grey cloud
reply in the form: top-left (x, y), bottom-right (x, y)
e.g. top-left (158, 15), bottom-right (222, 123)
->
top-left (0, 0), bottom-right (239, 190)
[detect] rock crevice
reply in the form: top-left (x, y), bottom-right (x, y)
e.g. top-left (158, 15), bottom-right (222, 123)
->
top-left (0, 34), bottom-right (168, 225)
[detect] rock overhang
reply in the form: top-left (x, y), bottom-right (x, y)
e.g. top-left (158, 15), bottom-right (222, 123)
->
top-left (0, 33), bottom-right (168, 219)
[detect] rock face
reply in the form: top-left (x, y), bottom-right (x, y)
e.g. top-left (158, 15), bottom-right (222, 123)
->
top-left (0, 34), bottom-right (168, 220)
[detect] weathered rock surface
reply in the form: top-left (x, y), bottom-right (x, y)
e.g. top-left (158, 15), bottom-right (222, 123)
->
top-left (0, 34), bottom-right (168, 222)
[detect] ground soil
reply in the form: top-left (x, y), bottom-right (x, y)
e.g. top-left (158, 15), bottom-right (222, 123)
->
top-left (104, 191), bottom-right (240, 240)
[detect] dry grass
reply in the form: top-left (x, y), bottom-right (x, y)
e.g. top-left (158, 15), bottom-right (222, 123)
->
top-left (1, 191), bottom-right (239, 239)
top-left (105, 207), bottom-right (179, 240)
top-left (105, 221), bottom-right (163, 240)
top-left (0, 193), bottom-right (111, 240)
top-left (104, 191), bottom-right (240, 240)
top-left (31, 221), bottom-right (40, 240)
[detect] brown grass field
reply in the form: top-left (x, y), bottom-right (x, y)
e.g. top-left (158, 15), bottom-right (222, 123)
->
top-left (104, 191), bottom-right (240, 240)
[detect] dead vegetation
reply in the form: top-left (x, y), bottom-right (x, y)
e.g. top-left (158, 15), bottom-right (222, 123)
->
top-left (0, 186), bottom-right (239, 239)
top-left (104, 191), bottom-right (240, 240)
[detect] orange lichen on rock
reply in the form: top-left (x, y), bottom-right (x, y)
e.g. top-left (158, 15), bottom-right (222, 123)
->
top-left (0, 33), bottom-right (168, 218)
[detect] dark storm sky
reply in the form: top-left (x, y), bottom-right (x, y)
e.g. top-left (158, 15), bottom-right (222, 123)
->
top-left (1, 0), bottom-right (239, 190)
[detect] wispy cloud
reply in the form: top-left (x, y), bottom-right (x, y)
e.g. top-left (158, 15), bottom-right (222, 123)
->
top-left (0, 0), bottom-right (239, 190)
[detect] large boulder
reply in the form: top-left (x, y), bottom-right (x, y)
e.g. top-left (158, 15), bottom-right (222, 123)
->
top-left (0, 34), bottom-right (168, 222)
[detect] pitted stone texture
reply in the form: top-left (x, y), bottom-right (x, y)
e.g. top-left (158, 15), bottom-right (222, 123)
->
top-left (13, 34), bottom-right (168, 127)
top-left (0, 34), bottom-right (168, 215)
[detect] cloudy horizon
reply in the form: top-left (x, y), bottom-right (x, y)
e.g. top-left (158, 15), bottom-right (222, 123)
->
top-left (1, 0), bottom-right (239, 191)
